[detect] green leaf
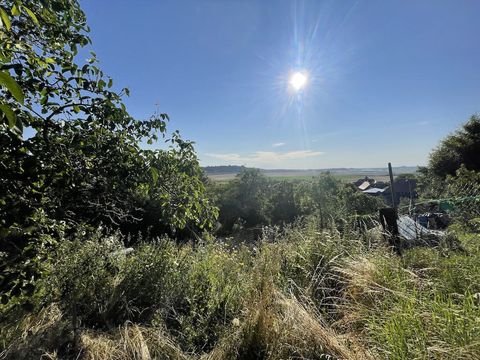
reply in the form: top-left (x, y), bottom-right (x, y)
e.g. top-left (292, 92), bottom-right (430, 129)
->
top-left (11, 4), bottom-right (20, 16)
top-left (0, 7), bottom-right (11, 31)
top-left (97, 79), bottom-right (106, 90)
top-left (0, 104), bottom-right (16, 128)
top-left (14, 116), bottom-right (23, 133)
top-left (22, 6), bottom-right (39, 26)
top-left (150, 167), bottom-right (159, 183)
top-left (0, 71), bottom-right (24, 104)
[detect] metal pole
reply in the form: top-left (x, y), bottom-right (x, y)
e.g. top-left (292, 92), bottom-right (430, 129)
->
top-left (408, 179), bottom-right (413, 214)
top-left (388, 162), bottom-right (396, 209)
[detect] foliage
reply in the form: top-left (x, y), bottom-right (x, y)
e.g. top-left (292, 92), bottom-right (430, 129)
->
top-left (2, 216), bottom-right (480, 359)
top-left (269, 180), bottom-right (300, 224)
top-left (417, 115), bottom-right (480, 203)
top-left (216, 168), bottom-right (271, 232)
top-left (0, 0), bottom-right (116, 133)
top-left (0, 0), bottom-right (216, 233)
top-left (214, 171), bottom-right (382, 235)
top-left (21, 233), bottom-right (253, 354)
top-left (428, 114), bottom-right (480, 179)
top-left (416, 166), bottom-right (445, 199)
top-left (339, 231), bottom-right (480, 359)
top-left (0, 0), bottom-right (217, 307)
top-left (341, 185), bottom-right (384, 216)
top-left (444, 165), bottom-right (480, 227)
top-left (1, 2), bottom-right (480, 359)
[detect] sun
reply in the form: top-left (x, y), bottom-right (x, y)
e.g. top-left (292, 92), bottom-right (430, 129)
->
top-left (289, 71), bottom-right (308, 91)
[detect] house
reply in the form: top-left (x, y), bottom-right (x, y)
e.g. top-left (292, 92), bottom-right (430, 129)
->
top-left (356, 176), bottom-right (418, 206)
top-left (382, 179), bottom-right (418, 206)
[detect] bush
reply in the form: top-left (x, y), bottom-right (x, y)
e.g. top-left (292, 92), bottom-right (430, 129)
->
top-left (161, 242), bottom-right (254, 352)
top-left (39, 233), bottom-right (125, 329)
top-left (31, 233), bottom-right (255, 354)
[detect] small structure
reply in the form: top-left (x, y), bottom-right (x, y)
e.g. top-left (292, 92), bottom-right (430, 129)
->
top-left (382, 178), bottom-right (418, 206)
top-left (354, 176), bottom-right (382, 191)
top-left (358, 177), bottom-right (418, 206)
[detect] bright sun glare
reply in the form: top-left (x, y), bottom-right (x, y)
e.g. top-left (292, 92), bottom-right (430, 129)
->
top-left (290, 71), bottom-right (308, 91)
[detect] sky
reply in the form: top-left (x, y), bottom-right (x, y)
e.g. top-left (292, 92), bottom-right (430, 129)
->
top-left (81, 0), bottom-right (480, 169)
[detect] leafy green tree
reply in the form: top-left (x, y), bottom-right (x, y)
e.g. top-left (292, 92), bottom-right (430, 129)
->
top-left (0, 0), bottom-right (217, 303)
top-left (311, 173), bottom-right (343, 226)
top-left (217, 169), bottom-right (270, 231)
top-left (428, 115), bottom-right (480, 179)
top-left (270, 180), bottom-right (299, 224)
top-left (444, 165), bottom-right (480, 224)
top-left (340, 185), bottom-right (383, 216)
top-left (417, 115), bottom-right (480, 198)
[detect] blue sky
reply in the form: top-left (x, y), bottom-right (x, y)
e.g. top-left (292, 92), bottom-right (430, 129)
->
top-left (82, 0), bottom-right (480, 169)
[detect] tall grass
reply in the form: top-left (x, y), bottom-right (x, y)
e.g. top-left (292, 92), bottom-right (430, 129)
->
top-left (1, 218), bottom-right (479, 359)
top-left (338, 230), bottom-right (480, 359)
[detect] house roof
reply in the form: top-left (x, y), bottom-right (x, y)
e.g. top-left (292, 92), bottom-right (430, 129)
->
top-left (358, 181), bottom-right (371, 191)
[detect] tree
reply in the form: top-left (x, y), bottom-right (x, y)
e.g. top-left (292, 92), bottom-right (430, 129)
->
top-left (340, 185), bottom-right (383, 216)
top-left (1, 0), bottom-right (216, 233)
top-left (428, 115), bottom-right (480, 179)
top-left (311, 173), bottom-right (343, 226)
top-left (0, 0), bottom-right (217, 303)
top-left (217, 169), bottom-right (270, 231)
top-left (444, 165), bottom-right (480, 223)
top-left (270, 180), bottom-right (299, 224)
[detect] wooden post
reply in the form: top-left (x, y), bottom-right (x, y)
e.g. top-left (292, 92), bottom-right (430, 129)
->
top-left (379, 208), bottom-right (399, 236)
top-left (388, 162), bottom-right (396, 209)
top-left (379, 207), bottom-right (401, 254)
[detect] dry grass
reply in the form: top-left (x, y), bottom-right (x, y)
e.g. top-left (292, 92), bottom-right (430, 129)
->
top-left (3, 227), bottom-right (478, 359)
top-left (79, 324), bottom-right (187, 360)
top-left (1, 304), bottom-right (70, 359)
top-left (2, 306), bottom-right (187, 360)
top-left (3, 292), bottom-right (369, 360)
top-left (207, 287), bottom-right (371, 360)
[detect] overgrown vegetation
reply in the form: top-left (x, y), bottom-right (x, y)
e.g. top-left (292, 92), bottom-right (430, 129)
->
top-left (211, 169), bottom-right (382, 234)
top-left (2, 218), bottom-right (479, 359)
top-left (1, 1), bottom-right (479, 359)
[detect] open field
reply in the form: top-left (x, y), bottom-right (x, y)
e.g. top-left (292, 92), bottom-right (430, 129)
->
top-left (207, 167), bottom-right (417, 182)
